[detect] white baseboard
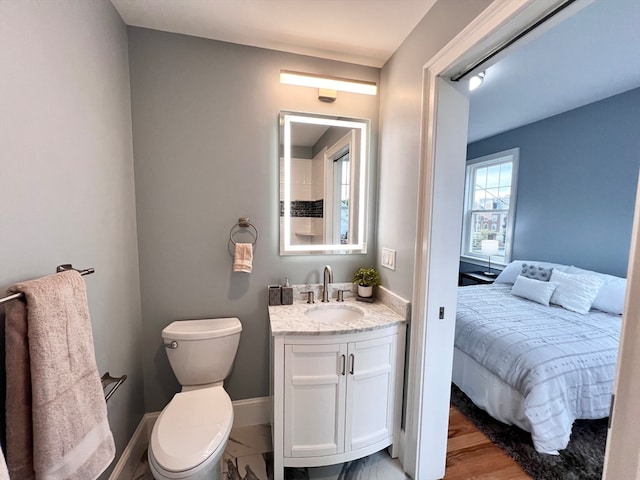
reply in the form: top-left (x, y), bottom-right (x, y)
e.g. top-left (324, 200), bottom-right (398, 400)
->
top-left (232, 396), bottom-right (271, 428)
top-left (397, 428), bottom-right (405, 460)
top-left (108, 412), bottom-right (158, 480)
top-left (108, 397), bottom-right (271, 479)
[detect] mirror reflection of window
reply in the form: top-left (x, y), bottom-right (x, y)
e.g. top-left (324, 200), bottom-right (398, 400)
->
top-left (330, 146), bottom-right (351, 245)
top-left (339, 154), bottom-right (350, 244)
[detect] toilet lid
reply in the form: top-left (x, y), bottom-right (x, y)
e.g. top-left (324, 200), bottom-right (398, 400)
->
top-left (150, 386), bottom-right (233, 473)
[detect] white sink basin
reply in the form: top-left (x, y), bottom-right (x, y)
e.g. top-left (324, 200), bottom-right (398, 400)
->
top-left (304, 304), bottom-right (364, 322)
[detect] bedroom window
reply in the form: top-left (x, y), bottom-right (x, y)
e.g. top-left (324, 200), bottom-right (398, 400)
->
top-left (461, 147), bottom-right (519, 267)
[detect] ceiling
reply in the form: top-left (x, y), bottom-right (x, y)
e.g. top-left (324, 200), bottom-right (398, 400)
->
top-left (467, 0), bottom-right (640, 142)
top-left (110, 0), bottom-right (437, 68)
top-left (111, 0), bottom-right (640, 142)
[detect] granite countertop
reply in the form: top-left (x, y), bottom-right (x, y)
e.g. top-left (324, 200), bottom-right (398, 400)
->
top-left (268, 285), bottom-right (408, 336)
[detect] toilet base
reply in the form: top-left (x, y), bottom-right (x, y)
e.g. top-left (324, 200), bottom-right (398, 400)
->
top-left (148, 447), bottom-right (224, 480)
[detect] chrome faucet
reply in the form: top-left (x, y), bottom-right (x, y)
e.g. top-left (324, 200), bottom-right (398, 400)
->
top-left (322, 265), bottom-right (333, 302)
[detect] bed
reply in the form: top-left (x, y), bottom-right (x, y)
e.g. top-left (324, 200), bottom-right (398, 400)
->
top-left (453, 261), bottom-right (624, 454)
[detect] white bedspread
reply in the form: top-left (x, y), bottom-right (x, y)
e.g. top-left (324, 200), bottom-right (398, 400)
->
top-left (455, 284), bottom-right (621, 453)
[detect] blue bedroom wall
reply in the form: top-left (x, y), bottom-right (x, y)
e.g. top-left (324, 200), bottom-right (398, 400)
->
top-left (465, 87), bottom-right (640, 278)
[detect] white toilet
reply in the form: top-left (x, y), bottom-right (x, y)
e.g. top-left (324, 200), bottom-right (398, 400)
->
top-left (148, 317), bottom-right (242, 480)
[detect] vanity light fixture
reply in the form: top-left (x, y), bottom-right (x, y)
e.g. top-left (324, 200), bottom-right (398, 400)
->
top-left (280, 70), bottom-right (377, 96)
top-left (468, 71), bottom-right (485, 91)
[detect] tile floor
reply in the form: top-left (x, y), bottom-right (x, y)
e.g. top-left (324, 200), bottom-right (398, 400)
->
top-left (133, 424), bottom-right (407, 480)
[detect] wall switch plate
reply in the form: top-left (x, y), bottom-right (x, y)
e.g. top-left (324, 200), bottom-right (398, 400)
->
top-left (381, 248), bottom-right (396, 270)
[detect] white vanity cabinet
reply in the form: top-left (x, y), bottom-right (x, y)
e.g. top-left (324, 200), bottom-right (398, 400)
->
top-left (271, 324), bottom-right (406, 480)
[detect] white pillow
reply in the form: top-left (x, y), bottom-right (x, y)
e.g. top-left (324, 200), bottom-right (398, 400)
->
top-left (511, 275), bottom-right (558, 306)
top-left (549, 270), bottom-right (603, 314)
top-left (567, 266), bottom-right (626, 315)
top-left (495, 260), bottom-right (570, 285)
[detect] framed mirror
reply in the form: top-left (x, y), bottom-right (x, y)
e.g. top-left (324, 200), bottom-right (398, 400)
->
top-left (280, 111), bottom-right (369, 255)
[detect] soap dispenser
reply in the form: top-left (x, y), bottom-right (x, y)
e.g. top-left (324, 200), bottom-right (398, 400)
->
top-left (268, 285), bottom-right (282, 306)
top-left (281, 277), bottom-right (293, 305)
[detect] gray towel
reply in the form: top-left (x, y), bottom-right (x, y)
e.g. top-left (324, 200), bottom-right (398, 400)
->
top-left (5, 270), bottom-right (115, 480)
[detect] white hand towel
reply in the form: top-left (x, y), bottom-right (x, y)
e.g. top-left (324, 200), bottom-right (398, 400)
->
top-left (233, 243), bottom-right (253, 273)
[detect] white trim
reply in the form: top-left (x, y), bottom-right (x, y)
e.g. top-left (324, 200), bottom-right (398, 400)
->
top-left (107, 397), bottom-right (271, 480)
top-left (459, 255), bottom-right (506, 271)
top-left (460, 147), bottom-right (519, 265)
top-left (232, 396), bottom-right (272, 428)
top-left (325, 130), bottom-right (358, 246)
top-left (603, 173), bottom-right (640, 479)
top-left (396, 428), bottom-right (406, 462)
top-left (405, 0), bottom-right (577, 478)
top-left (438, 0), bottom-right (593, 81)
top-left (108, 412), bottom-right (158, 480)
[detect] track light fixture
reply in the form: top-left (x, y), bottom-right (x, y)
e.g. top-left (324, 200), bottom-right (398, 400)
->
top-left (469, 71), bottom-right (485, 91)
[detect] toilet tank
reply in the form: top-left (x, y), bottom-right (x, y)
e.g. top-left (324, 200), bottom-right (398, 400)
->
top-left (162, 318), bottom-right (242, 387)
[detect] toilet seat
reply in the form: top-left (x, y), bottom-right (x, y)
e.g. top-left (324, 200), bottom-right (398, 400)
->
top-left (150, 386), bottom-right (233, 474)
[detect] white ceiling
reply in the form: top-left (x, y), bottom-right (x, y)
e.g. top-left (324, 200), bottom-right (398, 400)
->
top-left (467, 0), bottom-right (640, 142)
top-left (110, 0), bottom-right (437, 68)
top-left (110, 0), bottom-right (640, 142)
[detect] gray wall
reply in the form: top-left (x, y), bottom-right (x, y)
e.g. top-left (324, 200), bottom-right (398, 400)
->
top-left (467, 87), bottom-right (640, 277)
top-left (127, 28), bottom-right (380, 411)
top-left (0, 1), bottom-right (144, 476)
top-left (377, 0), bottom-right (493, 300)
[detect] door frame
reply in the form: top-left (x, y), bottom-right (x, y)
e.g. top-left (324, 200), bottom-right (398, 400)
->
top-left (404, 0), bottom-right (637, 478)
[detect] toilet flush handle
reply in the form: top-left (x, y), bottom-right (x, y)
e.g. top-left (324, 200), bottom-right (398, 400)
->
top-left (164, 340), bottom-right (179, 349)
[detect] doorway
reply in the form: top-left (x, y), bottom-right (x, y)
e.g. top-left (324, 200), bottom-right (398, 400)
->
top-left (405, 1), bottom-right (640, 479)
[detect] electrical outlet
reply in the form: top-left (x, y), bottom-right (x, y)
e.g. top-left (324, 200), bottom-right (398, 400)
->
top-left (381, 248), bottom-right (396, 270)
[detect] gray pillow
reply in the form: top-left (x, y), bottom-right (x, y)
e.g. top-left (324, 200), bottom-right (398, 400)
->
top-left (521, 263), bottom-right (553, 282)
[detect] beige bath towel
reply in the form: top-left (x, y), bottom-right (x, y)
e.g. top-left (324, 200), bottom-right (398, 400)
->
top-left (5, 270), bottom-right (115, 480)
top-left (233, 242), bottom-right (253, 273)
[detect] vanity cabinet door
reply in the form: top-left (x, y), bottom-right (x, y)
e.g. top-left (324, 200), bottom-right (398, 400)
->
top-left (345, 333), bottom-right (397, 452)
top-left (283, 343), bottom-right (347, 458)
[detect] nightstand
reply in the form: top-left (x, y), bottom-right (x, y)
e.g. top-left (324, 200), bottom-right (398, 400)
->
top-left (459, 271), bottom-right (497, 286)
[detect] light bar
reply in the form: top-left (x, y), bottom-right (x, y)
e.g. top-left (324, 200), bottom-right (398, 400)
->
top-left (280, 70), bottom-right (377, 96)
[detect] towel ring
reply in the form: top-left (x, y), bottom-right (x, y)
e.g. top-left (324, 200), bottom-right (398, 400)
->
top-left (229, 217), bottom-right (258, 246)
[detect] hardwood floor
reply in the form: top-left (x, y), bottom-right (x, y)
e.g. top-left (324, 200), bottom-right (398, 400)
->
top-left (446, 406), bottom-right (532, 479)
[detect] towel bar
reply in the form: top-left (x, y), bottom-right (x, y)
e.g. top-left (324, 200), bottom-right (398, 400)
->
top-left (101, 372), bottom-right (127, 402)
top-left (0, 264), bottom-right (95, 305)
top-left (56, 263), bottom-right (95, 275)
top-left (229, 217), bottom-right (258, 246)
